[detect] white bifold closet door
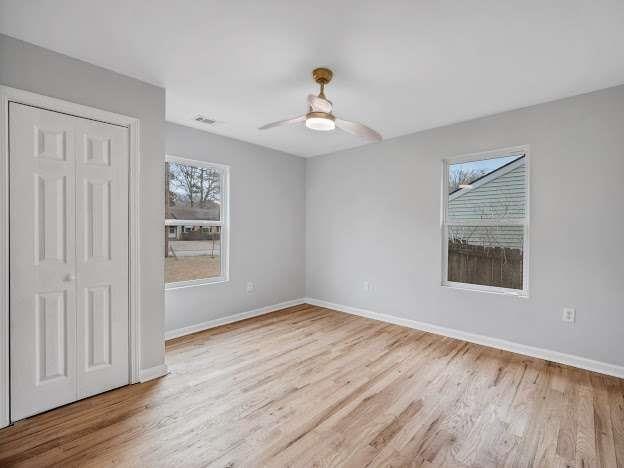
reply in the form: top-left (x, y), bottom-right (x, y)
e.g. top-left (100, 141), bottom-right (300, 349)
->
top-left (9, 102), bottom-right (129, 421)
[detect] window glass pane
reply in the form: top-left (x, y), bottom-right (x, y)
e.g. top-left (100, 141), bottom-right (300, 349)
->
top-left (448, 155), bottom-right (526, 221)
top-left (166, 161), bottom-right (222, 221)
top-left (165, 224), bottom-right (221, 283)
top-left (447, 225), bottom-right (523, 290)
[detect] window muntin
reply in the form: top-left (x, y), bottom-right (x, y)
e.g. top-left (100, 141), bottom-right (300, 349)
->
top-left (442, 149), bottom-right (528, 295)
top-left (165, 157), bottom-right (229, 288)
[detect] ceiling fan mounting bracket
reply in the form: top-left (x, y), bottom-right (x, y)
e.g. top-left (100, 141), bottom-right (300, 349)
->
top-left (312, 67), bottom-right (333, 85)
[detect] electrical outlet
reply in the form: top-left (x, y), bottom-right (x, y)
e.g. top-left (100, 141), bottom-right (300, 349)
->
top-left (246, 281), bottom-right (255, 293)
top-left (562, 307), bottom-right (575, 323)
top-left (363, 281), bottom-right (372, 292)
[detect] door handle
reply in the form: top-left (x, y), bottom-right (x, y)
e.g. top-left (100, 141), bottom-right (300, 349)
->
top-left (64, 274), bottom-right (76, 282)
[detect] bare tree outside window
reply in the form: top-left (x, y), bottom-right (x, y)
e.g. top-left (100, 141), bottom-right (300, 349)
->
top-left (169, 163), bottom-right (221, 208)
top-left (448, 167), bottom-right (487, 193)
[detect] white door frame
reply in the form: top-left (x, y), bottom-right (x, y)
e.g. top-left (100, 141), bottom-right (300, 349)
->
top-left (0, 86), bottom-right (143, 428)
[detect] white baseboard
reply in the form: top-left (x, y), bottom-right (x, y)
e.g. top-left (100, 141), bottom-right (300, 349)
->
top-left (139, 364), bottom-right (169, 383)
top-left (303, 297), bottom-right (624, 379)
top-left (164, 298), bottom-right (306, 341)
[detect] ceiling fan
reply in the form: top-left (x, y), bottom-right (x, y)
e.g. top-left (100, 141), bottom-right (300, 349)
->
top-left (259, 67), bottom-right (382, 142)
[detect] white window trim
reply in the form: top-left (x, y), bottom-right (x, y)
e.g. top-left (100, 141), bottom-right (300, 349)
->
top-left (441, 145), bottom-right (530, 297)
top-left (165, 154), bottom-right (230, 290)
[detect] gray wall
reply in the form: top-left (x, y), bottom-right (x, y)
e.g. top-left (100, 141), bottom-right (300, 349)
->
top-left (165, 123), bottom-right (305, 332)
top-left (0, 34), bottom-right (166, 370)
top-left (306, 85), bottom-right (624, 367)
top-left (3, 33), bottom-right (621, 372)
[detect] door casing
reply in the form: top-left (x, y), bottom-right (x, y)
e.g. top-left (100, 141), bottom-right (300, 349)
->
top-left (0, 85), bottom-right (143, 428)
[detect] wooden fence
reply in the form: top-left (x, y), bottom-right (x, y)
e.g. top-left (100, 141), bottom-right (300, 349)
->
top-left (447, 240), bottom-right (523, 290)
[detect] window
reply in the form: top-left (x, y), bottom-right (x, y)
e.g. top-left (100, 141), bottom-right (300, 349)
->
top-left (442, 147), bottom-right (528, 295)
top-left (165, 156), bottom-right (229, 288)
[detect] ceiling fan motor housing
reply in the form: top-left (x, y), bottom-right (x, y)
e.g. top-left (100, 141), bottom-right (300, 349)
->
top-left (306, 111), bottom-right (334, 121)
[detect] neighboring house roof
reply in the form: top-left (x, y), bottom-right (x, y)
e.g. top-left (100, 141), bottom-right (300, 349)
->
top-left (168, 201), bottom-right (220, 221)
top-left (449, 155), bottom-right (525, 197)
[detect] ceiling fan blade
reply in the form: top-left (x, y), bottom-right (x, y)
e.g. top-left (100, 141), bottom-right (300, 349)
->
top-left (307, 94), bottom-right (332, 113)
top-left (335, 118), bottom-right (382, 142)
top-left (258, 115), bottom-right (306, 130)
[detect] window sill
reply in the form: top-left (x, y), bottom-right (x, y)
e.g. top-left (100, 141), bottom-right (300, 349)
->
top-left (165, 276), bottom-right (229, 291)
top-left (441, 281), bottom-right (529, 298)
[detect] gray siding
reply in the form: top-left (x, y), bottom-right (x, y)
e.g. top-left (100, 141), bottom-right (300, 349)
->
top-left (448, 160), bottom-right (526, 249)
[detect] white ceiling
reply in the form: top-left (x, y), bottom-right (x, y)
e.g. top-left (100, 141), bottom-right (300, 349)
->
top-left (2, 1), bottom-right (624, 157)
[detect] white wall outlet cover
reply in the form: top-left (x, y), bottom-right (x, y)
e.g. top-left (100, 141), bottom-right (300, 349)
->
top-left (562, 307), bottom-right (576, 323)
top-left (246, 281), bottom-right (255, 293)
top-left (363, 281), bottom-right (371, 292)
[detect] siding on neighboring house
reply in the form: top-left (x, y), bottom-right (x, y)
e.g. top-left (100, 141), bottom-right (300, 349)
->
top-left (448, 157), bottom-right (526, 249)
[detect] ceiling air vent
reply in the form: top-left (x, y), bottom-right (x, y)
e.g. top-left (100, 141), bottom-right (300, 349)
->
top-left (194, 115), bottom-right (216, 125)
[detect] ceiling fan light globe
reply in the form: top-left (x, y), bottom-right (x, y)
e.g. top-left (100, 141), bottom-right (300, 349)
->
top-left (306, 116), bottom-right (335, 131)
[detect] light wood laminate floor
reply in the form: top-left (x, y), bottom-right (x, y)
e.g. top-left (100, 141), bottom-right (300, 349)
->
top-left (1, 304), bottom-right (623, 467)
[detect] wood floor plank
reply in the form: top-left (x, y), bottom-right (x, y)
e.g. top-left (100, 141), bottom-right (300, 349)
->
top-left (0, 304), bottom-right (622, 467)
